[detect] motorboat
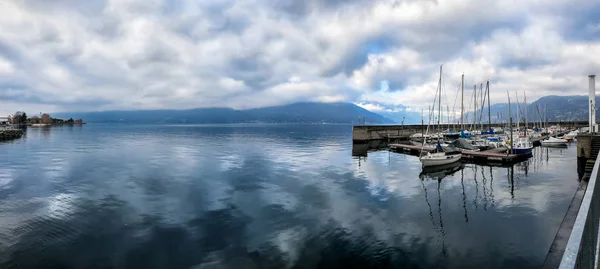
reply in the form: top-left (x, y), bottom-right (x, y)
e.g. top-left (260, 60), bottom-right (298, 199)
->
top-left (564, 130), bottom-right (579, 141)
top-left (541, 136), bottom-right (569, 147)
top-left (510, 136), bottom-right (533, 154)
top-left (485, 136), bottom-right (504, 149)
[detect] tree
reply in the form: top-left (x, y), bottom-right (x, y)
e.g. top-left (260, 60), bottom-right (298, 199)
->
top-left (13, 111), bottom-right (23, 125)
top-left (21, 112), bottom-right (27, 124)
top-left (41, 113), bottom-right (51, 124)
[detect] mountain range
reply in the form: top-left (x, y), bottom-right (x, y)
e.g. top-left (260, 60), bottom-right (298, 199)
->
top-left (53, 102), bottom-right (395, 124)
top-left (51, 95), bottom-right (600, 125)
top-left (462, 95), bottom-right (597, 123)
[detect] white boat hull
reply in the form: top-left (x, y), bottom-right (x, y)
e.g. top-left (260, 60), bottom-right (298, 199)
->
top-left (420, 153), bottom-right (462, 167)
top-left (541, 137), bottom-right (568, 146)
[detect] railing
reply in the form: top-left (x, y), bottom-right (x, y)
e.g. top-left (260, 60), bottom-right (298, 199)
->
top-left (560, 151), bottom-right (600, 268)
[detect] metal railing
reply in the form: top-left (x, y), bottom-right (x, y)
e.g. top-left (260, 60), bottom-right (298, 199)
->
top-left (560, 151), bottom-right (600, 268)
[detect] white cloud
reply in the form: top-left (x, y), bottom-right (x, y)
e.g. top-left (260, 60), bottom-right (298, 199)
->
top-left (0, 0), bottom-right (599, 115)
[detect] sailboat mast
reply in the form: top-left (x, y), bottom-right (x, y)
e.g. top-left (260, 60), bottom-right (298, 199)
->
top-left (421, 108), bottom-right (424, 138)
top-left (474, 85), bottom-right (477, 130)
top-left (438, 65), bottom-right (442, 133)
top-left (478, 82), bottom-right (485, 131)
top-left (524, 91), bottom-right (527, 136)
top-left (447, 105), bottom-right (450, 127)
top-left (487, 81), bottom-right (491, 130)
top-left (461, 74), bottom-right (464, 131)
top-left (508, 91), bottom-right (513, 154)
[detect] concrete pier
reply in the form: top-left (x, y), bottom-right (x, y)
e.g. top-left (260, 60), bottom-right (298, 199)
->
top-left (353, 121), bottom-right (588, 142)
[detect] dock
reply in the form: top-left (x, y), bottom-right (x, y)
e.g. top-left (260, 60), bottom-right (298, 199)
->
top-left (389, 143), bottom-right (531, 165)
top-left (353, 122), bottom-right (586, 142)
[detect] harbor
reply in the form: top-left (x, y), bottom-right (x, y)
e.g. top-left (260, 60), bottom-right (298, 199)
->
top-left (350, 74), bottom-right (600, 268)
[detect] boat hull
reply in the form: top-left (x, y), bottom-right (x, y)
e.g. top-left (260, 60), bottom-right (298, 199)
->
top-left (511, 147), bottom-right (533, 155)
top-left (541, 141), bottom-right (568, 146)
top-left (541, 138), bottom-right (569, 146)
top-left (420, 154), bottom-right (462, 167)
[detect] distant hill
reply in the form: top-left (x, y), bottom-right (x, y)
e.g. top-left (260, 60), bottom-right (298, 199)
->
top-left (463, 95), bottom-right (599, 124)
top-left (53, 102), bottom-right (395, 124)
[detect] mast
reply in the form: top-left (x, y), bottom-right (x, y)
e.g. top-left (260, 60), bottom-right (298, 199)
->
top-left (438, 65), bottom-right (442, 133)
top-left (478, 83), bottom-right (486, 131)
top-left (480, 83), bottom-right (483, 130)
top-left (524, 91), bottom-right (527, 136)
top-left (487, 81), bottom-right (491, 131)
top-left (515, 92), bottom-right (520, 136)
top-left (508, 91), bottom-right (513, 154)
top-left (544, 102), bottom-right (547, 131)
top-left (474, 85), bottom-right (477, 130)
top-left (447, 105), bottom-right (450, 127)
top-left (461, 74), bottom-right (464, 131)
top-left (422, 108), bottom-right (424, 138)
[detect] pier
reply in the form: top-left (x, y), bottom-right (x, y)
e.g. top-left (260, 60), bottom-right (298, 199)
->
top-left (0, 129), bottom-right (24, 142)
top-left (554, 133), bottom-right (600, 269)
top-left (389, 143), bottom-right (532, 165)
top-left (352, 121), bottom-right (587, 142)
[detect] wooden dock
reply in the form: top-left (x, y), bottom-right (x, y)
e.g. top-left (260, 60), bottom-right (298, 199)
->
top-left (389, 143), bottom-right (531, 165)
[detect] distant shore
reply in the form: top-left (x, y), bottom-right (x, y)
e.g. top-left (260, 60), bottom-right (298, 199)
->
top-left (27, 122), bottom-right (86, 127)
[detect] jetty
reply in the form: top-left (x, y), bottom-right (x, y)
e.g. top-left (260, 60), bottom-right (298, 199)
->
top-left (352, 122), bottom-right (585, 143)
top-left (389, 143), bottom-right (530, 165)
top-left (0, 129), bottom-right (24, 142)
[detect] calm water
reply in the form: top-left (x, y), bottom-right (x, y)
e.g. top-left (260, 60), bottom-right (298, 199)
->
top-left (0, 124), bottom-right (580, 269)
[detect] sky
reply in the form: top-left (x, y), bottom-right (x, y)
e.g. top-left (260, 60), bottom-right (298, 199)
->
top-left (0, 0), bottom-right (599, 116)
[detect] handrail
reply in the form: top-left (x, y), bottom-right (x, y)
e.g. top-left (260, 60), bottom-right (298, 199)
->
top-left (560, 146), bottom-right (600, 268)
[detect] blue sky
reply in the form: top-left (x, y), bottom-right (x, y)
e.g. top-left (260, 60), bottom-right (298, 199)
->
top-left (0, 0), bottom-right (599, 116)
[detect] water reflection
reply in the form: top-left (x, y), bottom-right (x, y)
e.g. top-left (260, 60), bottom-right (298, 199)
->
top-left (0, 125), bottom-right (582, 269)
top-left (419, 162), bottom-right (466, 260)
top-left (460, 169), bottom-right (469, 223)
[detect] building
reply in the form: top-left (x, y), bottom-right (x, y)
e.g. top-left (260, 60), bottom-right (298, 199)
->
top-left (0, 117), bottom-right (8, 125)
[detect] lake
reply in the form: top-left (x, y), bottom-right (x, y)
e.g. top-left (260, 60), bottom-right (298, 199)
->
top-left (0, 124), bottom-right (580, 268)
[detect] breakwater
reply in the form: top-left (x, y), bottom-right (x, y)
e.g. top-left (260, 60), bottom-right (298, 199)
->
top-left (0, 129), bottom-right (24, 141)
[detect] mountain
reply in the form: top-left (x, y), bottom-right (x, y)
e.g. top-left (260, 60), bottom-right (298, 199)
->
top-left (462, 95), bottom-right (597, 124)
top-left (526, 95), bottom-right (593, 122)
top-left (52, 102), bottom-right (395, 124)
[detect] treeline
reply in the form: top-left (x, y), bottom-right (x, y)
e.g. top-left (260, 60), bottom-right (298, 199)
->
top-left (8, 111), bottom-right (83, 125)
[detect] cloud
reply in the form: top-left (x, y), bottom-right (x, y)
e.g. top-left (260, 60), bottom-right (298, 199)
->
top-left (0, 0), bottom-right (599, 115)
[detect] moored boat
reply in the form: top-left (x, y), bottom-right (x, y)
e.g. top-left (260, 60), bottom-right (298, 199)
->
top-left (420, 151), bottom-right (462, 167)
top-left (511, 136), bottom-right (533, 154)
top-left (541, 136), bottom-right (569, 146)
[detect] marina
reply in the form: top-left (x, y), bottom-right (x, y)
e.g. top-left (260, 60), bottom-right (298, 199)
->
top-left (349, 74), bottom-right (600, 268)
top-left (389, 143), bottom-right (534, 165)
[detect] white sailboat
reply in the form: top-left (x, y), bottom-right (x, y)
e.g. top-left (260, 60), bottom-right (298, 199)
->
top-left (420, 65), bottom-right (462, 167)
top-left (421, 150), bottom-right (462, 167)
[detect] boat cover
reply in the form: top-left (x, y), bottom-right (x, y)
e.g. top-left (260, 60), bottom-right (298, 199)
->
top-left (451, 138), bottom-right (477, 151)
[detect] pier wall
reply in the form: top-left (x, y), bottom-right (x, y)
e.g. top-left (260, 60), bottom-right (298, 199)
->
top-left (353, 121), bottom-right (588, 142)
top-left (577, 135), bottom-right (593, 159)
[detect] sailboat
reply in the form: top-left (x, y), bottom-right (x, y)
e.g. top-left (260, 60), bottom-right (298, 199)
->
top-left (509, 92), bottom-right (533, 154)
top-left (420, 65), bottom-right (462, 167)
